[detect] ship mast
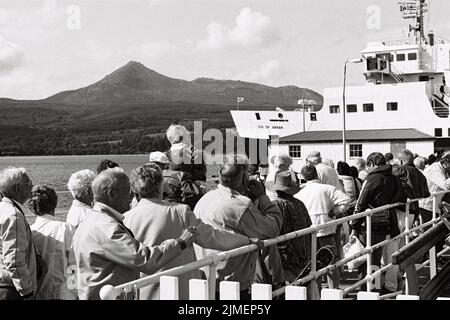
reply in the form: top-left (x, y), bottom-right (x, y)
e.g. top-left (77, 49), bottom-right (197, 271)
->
top-left (398, 0), bottom-right (428, 45)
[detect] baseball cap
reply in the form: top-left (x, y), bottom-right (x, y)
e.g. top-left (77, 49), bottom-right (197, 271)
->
top-left (149, 151), bottom-right (169, 164)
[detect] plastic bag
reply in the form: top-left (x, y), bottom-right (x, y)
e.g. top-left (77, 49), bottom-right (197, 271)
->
top-left (343, 235), bottom-right (366, 272)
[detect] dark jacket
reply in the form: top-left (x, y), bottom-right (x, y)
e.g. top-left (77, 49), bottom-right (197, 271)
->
top-left (393, 164), bottom-right (430, 217)
top-left (351, 164), bottom-right (407, 238)
top-left (274, 193), bottom-right (312, 275)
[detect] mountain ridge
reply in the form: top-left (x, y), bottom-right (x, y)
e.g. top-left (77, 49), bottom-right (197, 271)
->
top-left (6, 60), bottom-right (323, 108)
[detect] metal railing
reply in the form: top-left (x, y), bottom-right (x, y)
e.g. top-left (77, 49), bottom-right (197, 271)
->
top-left (100, 190), bottom-right (450, 300)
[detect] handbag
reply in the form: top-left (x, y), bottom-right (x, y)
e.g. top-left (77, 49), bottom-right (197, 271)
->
top-left (343, 235), bottom-right (366, 271)
top-left (368, 205), bottom-right (391, 231)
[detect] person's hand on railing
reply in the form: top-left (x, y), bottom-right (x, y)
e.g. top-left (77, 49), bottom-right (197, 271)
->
top-left (177, 228), bottom-right (198, 249)
top-left (249, 238), bottom-right (265, 250)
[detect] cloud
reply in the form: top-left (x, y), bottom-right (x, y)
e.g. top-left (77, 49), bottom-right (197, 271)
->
top-left (197, 7), bottom-right (279, 50)
top-left (234, 60), bottom-right (281, 85)
top-left (0, 36), bottom-right (24, 72)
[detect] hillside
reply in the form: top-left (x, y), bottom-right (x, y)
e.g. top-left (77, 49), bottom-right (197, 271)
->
top-left (42, 61), bottom-right (322, 107)
top-left (0, 61), bottom-right (323, 156)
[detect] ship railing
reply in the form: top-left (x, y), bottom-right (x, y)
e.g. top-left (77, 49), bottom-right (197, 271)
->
top-left (99, 191), bottom-right (450, 301)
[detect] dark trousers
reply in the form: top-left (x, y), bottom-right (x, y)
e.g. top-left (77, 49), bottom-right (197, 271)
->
top-left (358, 232), bottom-right (387, 276)
top-left (0, 287), bottom-right (23, 300)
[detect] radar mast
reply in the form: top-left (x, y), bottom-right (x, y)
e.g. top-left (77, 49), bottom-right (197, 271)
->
top-left (398, 0), bottom-right (428, 45)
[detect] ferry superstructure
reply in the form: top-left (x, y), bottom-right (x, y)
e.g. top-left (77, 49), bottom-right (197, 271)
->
top-left (231, 0), bottom-right (450, 153)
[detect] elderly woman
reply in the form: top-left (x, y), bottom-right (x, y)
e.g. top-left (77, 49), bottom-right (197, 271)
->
top-left (353, 157), bottom-right (369, 181)
top-left (66, 169), bottom-right (96, 229)
top-left (266, 154), bottom-right (299, 201)
top-left (29, 185), bottom-right (76, 300)
top-left (123, 163), bottom-right (250, 300)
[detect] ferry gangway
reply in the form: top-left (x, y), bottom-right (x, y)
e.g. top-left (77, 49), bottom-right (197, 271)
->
top-left (99, 191), bottom-right (450, 301)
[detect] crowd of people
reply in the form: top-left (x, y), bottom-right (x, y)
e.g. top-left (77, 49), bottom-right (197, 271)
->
top-left (1, 123), bottom-right (450, 300)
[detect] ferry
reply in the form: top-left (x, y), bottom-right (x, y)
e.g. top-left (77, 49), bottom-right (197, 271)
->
top-left (230, 0), bottom-right (450, 165)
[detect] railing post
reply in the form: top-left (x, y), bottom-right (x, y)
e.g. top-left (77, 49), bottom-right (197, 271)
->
top-left (251, 284), bottom-right (272, 300)
top-left (219, 281), bottom-right (240, 300)
top-left (207, 263), bottom-right (217, 300)
top-left (429, 195), bottom-right (438, 278)
top-left (133, 284), bottom-right (140, 300)
top-left (366, 211), bottom-right (372, 292)
top-left (310, 232), bottom-right (319, 299)
top-left (189, 279), bottom-right (209, 300)
top-left (160, 276), bottom-right (179, 300)
top-left (405, 201), bottom-right (410, 245)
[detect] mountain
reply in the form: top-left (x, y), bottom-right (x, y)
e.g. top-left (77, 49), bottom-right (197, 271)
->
top-left (0, 61), bottom-right (323, 156)
top-left (42, 61), bottom-right (323, 107)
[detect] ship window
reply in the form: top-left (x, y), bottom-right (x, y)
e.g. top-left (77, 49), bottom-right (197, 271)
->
top-left (396, 53), bottom-right (406, 62)
top-left (347, 104), bottom-right (357, 113)
top-left (255, 113), bottom-right (261, 120)
top-left (350, 144), bottom-right (363, 158)
top-left (419, 76), bottom-right (430, 82)
top-left (289, 145), bottom-right (302, 158)
top-left (363, 103), bottom-right (374, 112)
top-left (408, 52), bottom-right (417, 61)
top-left (387, 102), bottom-right (398, 111)
top-left (329, 105), bottom-right (340, 113)
top-left (435, 128), bottom-right (442, 137)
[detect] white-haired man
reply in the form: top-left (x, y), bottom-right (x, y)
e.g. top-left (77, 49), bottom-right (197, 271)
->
top-left (0, 167), bottom-right (37, 300)
top-left (306, 151), bottom-right (344, 192)
top-left (166, 123), bottom-right (207, 182)
top-left (73, 168), bottom-right (197, 300)
top-left (66, 169), bottom-right (96, 229)
top-left (124, 163), bottom-right (252, 300)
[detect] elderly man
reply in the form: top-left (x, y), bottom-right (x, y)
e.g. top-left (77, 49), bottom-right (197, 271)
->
top-left (295, 164), bottom-right (350, 289)
top-left (194, 155), bottom-right (283, 299)
top-left (0, 167), bottom-right (37, 300)
top-left (66, 169), bottom-right (96, 229)
top-left (306, 151), bottom-right (344, 191)
top-left (73, 168), bottom-right (196, 300)
top-left (124, 164), bottom-right (252, 300)
top-left (166, 123), bottom-right (206, 182)
top-left (420, 152), bottom-right (450, 219)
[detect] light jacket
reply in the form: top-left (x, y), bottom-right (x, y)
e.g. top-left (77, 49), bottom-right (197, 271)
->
top-left (420, 162), bottom-right (450, 212)
top-left (193, 185), bottom-right (283, 291)
top-left (0, 197), bottom-right (37, 298)
top-left (338, 175), bottom-right (362, 205)
top-left (73, 202), bottom-right (183, 300)
top-left (124, 198), bottom-right (250, 300)
top-left (316, 163), bottom-right (345, 192)
top-left (31, 214), bottom-right (76, 300)
top-left (294, 180), bottom-right (351, 237)
top-left (66, 200), bottom-right (93, 229)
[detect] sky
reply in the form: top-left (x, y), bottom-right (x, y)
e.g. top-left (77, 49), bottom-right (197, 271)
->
top-left (1, 0), bottom-right (450, 100)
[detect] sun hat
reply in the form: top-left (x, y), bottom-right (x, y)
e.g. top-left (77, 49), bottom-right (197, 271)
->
top-left (267, 170), bottom-right (300, 195)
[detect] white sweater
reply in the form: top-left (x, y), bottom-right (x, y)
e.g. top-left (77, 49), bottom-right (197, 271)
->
top-left (294, 180), bottom-right (351, 237)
